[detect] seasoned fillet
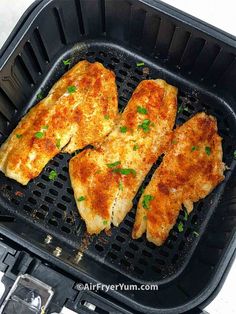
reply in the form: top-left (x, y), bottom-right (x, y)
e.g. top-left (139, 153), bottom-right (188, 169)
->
top-left (132, 112), bottom-right (225, 246)
top-left (0, 61), bottom-right (118, 185)
top-left (69, 79), bottom-right (177, 234)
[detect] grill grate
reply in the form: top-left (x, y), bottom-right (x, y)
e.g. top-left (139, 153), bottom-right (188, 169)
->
top-left (0, 44), bottom-right (235, 282)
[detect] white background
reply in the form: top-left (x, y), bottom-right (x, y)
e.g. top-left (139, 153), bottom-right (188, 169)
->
top-left (0, 1), bottom-right (235, 313)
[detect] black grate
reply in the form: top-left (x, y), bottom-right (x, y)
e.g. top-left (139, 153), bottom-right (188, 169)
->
top-left (0, 43), bottom-right (235, 282)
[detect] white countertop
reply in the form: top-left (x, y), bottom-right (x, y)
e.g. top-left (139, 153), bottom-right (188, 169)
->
top-left (0, 1), bottom-right (235, 313)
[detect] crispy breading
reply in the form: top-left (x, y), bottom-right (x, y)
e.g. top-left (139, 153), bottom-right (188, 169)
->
top-left (69, 79), bottom-right (177, 234)
top-left (132, 112), bottom-right (225, 246)
top-left (0, 61), bottom-right (118, 185)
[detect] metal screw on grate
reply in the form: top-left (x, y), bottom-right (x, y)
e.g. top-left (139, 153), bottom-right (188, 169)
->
top-left (44, 234), bottom-right (52, 244)
top-left (53, 246), bottom-right (62, 257)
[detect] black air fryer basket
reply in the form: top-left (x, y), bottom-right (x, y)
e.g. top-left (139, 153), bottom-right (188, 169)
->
top-left (0, 0), bottom-right (235, 313)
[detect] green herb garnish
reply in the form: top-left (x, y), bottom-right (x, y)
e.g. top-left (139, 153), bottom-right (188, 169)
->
top-left (142, 195), bottom-right (154, 209)
top-left (183, 209), bottom-right (188, 221)
top-left (112, 168), bottom-right (136, 176)
top-left (193, 231), bottom-right (199, 237)
top-left (205, 146), bottom-right (211, 156)
top-left (103, 220), bottom-right (108, 225)
top-left (49, 170), bottom-right (57, 181)
top-left (107, 161), bottom-right (121, 168)
top-left (35, 131), bottom-right (44, 139)
top-left (177, 104), bottom-right (189, 114)
top-left (138, 119), bottom-right (152, 133)
top-left (56, 138), bottom-right (61, 149)
top-left (177, 221), bottom-right (184, 232)
top-left (191, 146), bottom-right (197, 152)
top-left (172, 140), bottom-right (177, 144)
top-left (133, 144), bottom-right (139, 151)
top-left (119, 181), bottom-right (124, 191)
top-left (63, 58), bottom-right (71, 66)
top-left (16, 134), bottom-right (22, 139)
top-left (67, 85), bottom-right (76, 94)
top-left (137, 106), bottom-right (147, 114)
top-left (36, 92), bottom-right (43, 100)
top-left (77, 196), bottom-right (86, 202)
top-left (42, 125), bottom-right (48, 130)
top-left (120, 126), bottom-right (127, 133)
top-left (136, 62), bottom-right (145, 67)
top-left (104, 115), bottom-right (109, 120)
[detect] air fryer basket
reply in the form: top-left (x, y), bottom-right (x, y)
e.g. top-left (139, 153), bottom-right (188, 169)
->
top-left (0, 0), bottom-right (235, 313)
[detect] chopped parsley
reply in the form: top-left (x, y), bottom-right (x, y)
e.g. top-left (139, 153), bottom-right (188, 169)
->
top-left (36, 92), bottom-right (43, 100)
top-left (193, 231), bottom-right (199, 237)
top-left (138, 119), bottom-right (152, 133)
top-left (119, 181), bottom-right (124, 191)
top-left (142, 195), bottom-right (154, 209)
top-left (16, 134), bottom-right (22, 139)
top-left (120, 126), bottom-right (127, 133)
top-left (234, 150), bottom-right (236, 159)
top-left (67, 85), bottom-right (76, 94)
top-left (112, 168), bottom-right (136, 176)
top-left (183, 209), bottom-right (188, 221)
top-left (63, 58), bottom-right (71, 66)
top-left (42, 125), bottom-right (48, 130)
top-left (191, 146), bottom-right (199, 152)
top-left (136, 62), bottom-right (145, 67)
top-left (177, 221), bottom-right (184, 232)
top-left (49, 170), bottom-right (57, 181)
top-left (35, 131), bottom-right (44, 139)
top-left (172, 140), bottom-right (177, 144)
top-left (133, 144), bottom-right (139, 151)
top-left (56, 138), bottom-right (61, 149)
top-left (205, 146), bottom-right (211, 156)
top-left (103, 220), bottom-right (108, 225)
top-left (106, 161), bottom-right (121, 168)
top-left (137, 106), bottom-right (147, 114)
top-left (77, 196), bottom-right (86, 202)
top-left (104, 114), bottom-right (109, 120)
top-left (177, 104), bottom-right (189, 114)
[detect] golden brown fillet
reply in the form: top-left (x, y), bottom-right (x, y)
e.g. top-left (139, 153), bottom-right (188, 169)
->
top-left (69, 79), bottom-right (177, 234)
top-left (132, 112), bottom-right (225, 246)
top-left (0, 61), bottom-right (118, 185)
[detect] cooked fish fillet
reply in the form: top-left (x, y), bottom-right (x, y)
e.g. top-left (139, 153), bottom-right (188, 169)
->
top-left (132, 112), bottom-right (225, 246)
top-left (69, 79), bottom-right (177, 234)
top-left (0, 61), bottom-right (118, 185)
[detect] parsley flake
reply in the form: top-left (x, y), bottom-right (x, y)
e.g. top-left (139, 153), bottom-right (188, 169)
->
top-left (119, 181), bottom-right (124, 191)
top-left (137, 106), bottom-right (147, 114)
top-left (193, 231), bottom-right (199, 237)
top-left (42, 125), bottom-right (48, 130)
top-left (177, 221), bottom-right (184, 232)
top-left (35, 131), bottom-right (44, 139)
top-left (183, 209), bottom-right (188, 221)
top-left (77, 196), bottom-right (86, 202)
top-left (178, 104), bottom-right (189, 114)
top-left (205, 146), bottom-right (211, 156)
top-left (138, 119), bottom-right (152, 133)
top-left (112, 168), bottom-right (136, 176)
top-left (49, 170), bottom-right (57, 181)
top-left (120, 126), bottom-right (127, 133)
top-left (133, 144), bottom-right (139, 151)
top-left (104, 114), bottom-right (109, 120)
top-left (191, 146), bottom-right (199, 152)
top-left (106, 161), bottom-right (121, 168)
top-left (136, 62), bottom-right (145, 67)
top-left (16, 134), bottom-right (22, 139)
top-left (103, 220), bottom-right (108, 225)
top-left (142, 195), bottom-right (154, 209)
top-left (36, 92), bottom-right (43, 100)
top-left (63, 58), bottom-right (71, 66)
top-left (172, 140), bottom-right (177, 144)
top-left (67, 85), bottom-right (76, 94)
top-left (56, 138), bottom-right (61, 149)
